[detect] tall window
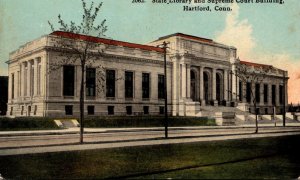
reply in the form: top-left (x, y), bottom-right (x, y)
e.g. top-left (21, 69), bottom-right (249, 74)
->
top-left (239, 81), bottom-right (243, 102)
top-left (142, 73), bottom-right (150, 99)
top-left (106, 70), bottom-right (115, 97)
top-left (246, 82), bottom-right (251, 103)
top-left (125, 71), bottom-right (133, 98)
top-left (86, 68), bottom-right (96, 97)
top-left (272, 85), bottom-right (276, 105)
top-left (158, 75), bottom-right (165, 99)
top-left (279, 85), bottom-right (283, 104)
top-left (11, 73), bottom-right (14, 99)
top-left (264, 84), bottom-right (268, 103)
top-left (63, 66), bottom-right (75, 96)
top-left (255, 83), bottom-right (260, 103)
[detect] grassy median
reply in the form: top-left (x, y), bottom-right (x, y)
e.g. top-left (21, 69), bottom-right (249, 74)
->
top-left (0, 135), bottom-right (299, 179)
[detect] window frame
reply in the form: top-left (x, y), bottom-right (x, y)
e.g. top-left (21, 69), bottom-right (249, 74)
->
top-left (63, 66), bottom-right (75, 97)
top-left (125, 71), bottom-right (134, 99)
top-left (106, 69), bottom-right (116, 98)
top-left (86, 68), bottom-right (96, 97)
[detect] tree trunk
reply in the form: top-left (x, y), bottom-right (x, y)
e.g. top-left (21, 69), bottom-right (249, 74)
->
top-left (255, 104), bottom-right (258, 134)
top-left (80, 63), bottom-right (85, 144)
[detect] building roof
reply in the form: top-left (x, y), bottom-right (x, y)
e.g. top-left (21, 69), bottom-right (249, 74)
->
top-left (240, 60), bottom-right (273, 69)
top-left (50, 31), bottom-right (164, 53)
top-left (153, 33), bottom-right (214, 44)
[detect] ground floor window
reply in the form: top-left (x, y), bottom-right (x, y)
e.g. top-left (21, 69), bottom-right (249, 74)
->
top-left (21, 106), bottom-right (24, 115)
top-left (28, 106), bottom-right (31, 116)
top-left (159, 106), bottom-right (164, 115)
top-left (65, 105), bottom-right (73, 115)
top-left (143, 106), bottom-right (149, 115)
top-left (10, 107), bottom-right (13, 116)
top-left (87, 106), bottom-right (95, 115)
top-left (34, 105), bottom-right (37, 115)
top-left (126, 106), bottom-right (132, 115)
top-left (108, 106), bottom-right (114, 115)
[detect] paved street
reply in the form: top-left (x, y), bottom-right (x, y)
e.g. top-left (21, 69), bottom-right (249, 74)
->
top-left (0, 125), bottom-right (300, 156)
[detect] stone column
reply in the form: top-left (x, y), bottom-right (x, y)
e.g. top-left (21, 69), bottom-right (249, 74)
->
top-left (268, 84), bottom-right (272, 106)
top-left (275, 84), bottom-right (280, 106)
top-left (33, 58), bottom-right (38, 96)
top-left (181, 63), bottom-right (186, 99)
top-left (21, 62), bottom-right (25, 97)
top-left (260, 83), bottom-right (264, 106)
top-left (212, 68), bottom-right (217, 106)
top-left (135, 71), bottom-right (142, 101)
top-left (223, 69), bottom-right (228, 103)
top-left (199, 66), bottom-right (204, 105)
top-left (172, 60), bottom-right (179, 116)
top-left (27, 61), bottom-right (31, 97)
top-left (186, 64), bottom-right (191, 99)
top-left (285, 79), bottom-right (288, 106)
top-left (231, 68), bottom-right (237, 101)
top-left (251, 82), bottom-right (255, 106)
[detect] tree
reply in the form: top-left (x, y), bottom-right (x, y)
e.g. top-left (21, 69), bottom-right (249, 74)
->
top-left (235, 61), bottom-right (272, 133)
top-left (48, 0), bottom-right (108, 143)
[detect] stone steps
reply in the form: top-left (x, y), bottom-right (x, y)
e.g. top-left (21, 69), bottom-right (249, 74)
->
top-left (54, 119), bottom-right (79, 128)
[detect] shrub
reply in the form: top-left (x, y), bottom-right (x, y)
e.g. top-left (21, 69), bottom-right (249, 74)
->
top-left (84, 116), bottom-right (216, 128)
top-left (0, 117), bottom-right (60, 131)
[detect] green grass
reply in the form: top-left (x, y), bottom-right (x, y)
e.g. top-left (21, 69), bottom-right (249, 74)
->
top-left (0, 135), bottom-right (299, 179)
top-left (0, 117), bottom-right (61, 131)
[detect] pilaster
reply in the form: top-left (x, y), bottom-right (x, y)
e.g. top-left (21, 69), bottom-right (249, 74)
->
top-left (186, 64), bottom-right (191, 99)
top-left (212, 68), bottom-right (217, 106)
top-left (33, 58), bottom-right (38, 96)
top-left (181, 63), bottom-right (186, 99)
top-left (199, 66), bottom-right (205, 105)
top-left (224, 69), bottom-right (228, 102)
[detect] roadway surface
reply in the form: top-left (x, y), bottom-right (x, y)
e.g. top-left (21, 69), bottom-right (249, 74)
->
top-left (1, 125), bottom-right (300, 156)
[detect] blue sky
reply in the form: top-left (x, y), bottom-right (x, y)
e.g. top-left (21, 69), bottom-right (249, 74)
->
top-left (0, 0), bottom-right (299, 102)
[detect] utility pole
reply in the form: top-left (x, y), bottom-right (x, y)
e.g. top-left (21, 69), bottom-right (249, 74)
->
top-left (157, 41), bottom-right (170, 138)
top-left (163, 41), bottom-right (169, 138)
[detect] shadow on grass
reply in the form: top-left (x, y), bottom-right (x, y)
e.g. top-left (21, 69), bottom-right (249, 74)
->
top-left (108, 153), bottom-right (279, 179)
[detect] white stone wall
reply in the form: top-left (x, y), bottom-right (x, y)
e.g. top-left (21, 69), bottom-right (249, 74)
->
top-left (6, 33), bottom-right (289, 117)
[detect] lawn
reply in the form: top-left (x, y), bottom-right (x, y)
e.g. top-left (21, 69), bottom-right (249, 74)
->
top-left (0, 135), bottom-right (299, 179)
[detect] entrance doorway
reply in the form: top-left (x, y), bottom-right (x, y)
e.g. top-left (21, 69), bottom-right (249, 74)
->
top-left (204, 72), bottom-right (209, 104)
top-left (191, 71), bottom-right (196, 101)
top-left (216, 73), bottom-right (221, 105)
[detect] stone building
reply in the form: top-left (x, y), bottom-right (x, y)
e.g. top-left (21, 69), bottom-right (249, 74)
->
top-left (6, 31), bottom-right (289, 123)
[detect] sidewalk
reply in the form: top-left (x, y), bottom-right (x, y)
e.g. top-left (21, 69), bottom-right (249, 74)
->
top-left (0, 123), bottom-right (300, 137)
top-left (1, 129), bottom-right (300, 156)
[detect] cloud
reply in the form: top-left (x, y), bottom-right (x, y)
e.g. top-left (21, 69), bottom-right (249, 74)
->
top-left (215, 3), bottom-right (255, 59)
top-left (215, 2), bottom-right (300, 103)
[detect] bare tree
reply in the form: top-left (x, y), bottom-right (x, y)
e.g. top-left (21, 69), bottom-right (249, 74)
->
top-left (48, 0), bottom-right (108, 143)
top-left (235, 61), bottom-right (273, 133)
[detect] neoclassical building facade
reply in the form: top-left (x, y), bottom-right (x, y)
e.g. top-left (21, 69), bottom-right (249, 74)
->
top-left (6, 31), bottom-right (288, 122)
